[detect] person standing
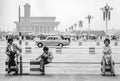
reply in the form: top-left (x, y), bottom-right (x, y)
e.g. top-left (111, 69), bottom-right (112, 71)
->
top-left (5, 38), bottom-right (21, 74)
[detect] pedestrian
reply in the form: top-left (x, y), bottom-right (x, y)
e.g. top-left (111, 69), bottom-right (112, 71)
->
top-left (36, 47), bottom-right (54, 75)
top-left (101, 38), bottom-right (115, 75)
top-left (5, 38), bottom-right (21, 74)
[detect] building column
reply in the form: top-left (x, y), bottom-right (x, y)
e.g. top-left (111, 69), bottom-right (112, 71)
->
top-left (41, 26), bottom-right (43, 33)
top-left (40, 26), bottom-right (42, 34)
top-left (44, 26), bottom-right (46, 33)
top-left (35, 25), bottom-right (39, 33)
top-left (37, 25), bottom-right (40, 33)
top-left (49, 26), bottom-right (51, 34)
top-left (42, 25), bottom-right (44, 34)
top-left (34, 26), bottom-right (35, 33)
top-left (46, 26), bottom-right (47, 33)
top-left (48, 26), bottom-right (50, 33)
top-left (51, 26), bottom-right (54, 33)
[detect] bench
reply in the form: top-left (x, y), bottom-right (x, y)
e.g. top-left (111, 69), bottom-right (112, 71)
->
top-left (5, 60), bottom-right (120, 75)
top-left (30, 60), bottom-right (104, 74)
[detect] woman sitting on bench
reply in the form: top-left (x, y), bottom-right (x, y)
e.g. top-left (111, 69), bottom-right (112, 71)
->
top-left (101, 38), bottom-right (115, 75)
top-left (36, 47), bottom-right (54, 75)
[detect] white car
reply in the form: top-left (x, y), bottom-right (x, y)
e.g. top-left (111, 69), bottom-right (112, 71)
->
top-left (36, 36), bottom-right (70, 48)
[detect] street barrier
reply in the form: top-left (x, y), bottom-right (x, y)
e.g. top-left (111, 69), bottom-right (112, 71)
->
top-left (5, 61), bottom-right (20, 72)
top-left (25, 41), bottom-right (32, 54)
top-left (56, 47), bottom-right (62, 54)
top-left (79, 42), bottom-right (82, 46)
top-left (89, 47), bottom-right (95, 54)
top-left (114, 41), bottom-right (118, 46)
top-left (25, 41), bottom-right (29, 46)
top-left (25, 47), bottom-right (32, 54)
top-left (96, 42), bottom-right (100, 46)
top-left (5, 61), bottom-right (29, 75)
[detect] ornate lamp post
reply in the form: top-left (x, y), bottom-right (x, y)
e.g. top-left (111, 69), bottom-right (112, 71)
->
top-left (71, 26), bottom-right (74, 33)
top-left (101, 4), bottom-right (113, 37)
top-left (74, 23), bottom-right (77, 29)
top-left (85, 14), bottom-right (93, 39)
top-left (79, 20), bottom-right (83, 37)
top-left (74, 23), bottom-right (77, 34)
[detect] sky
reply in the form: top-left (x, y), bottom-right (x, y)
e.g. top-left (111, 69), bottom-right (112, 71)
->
top-left (0, 0), bottom-right (120, 32)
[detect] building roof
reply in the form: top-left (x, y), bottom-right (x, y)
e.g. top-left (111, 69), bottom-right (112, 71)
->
top-left (21, 17), bottom-right (56, 21)
top-left (30, 17), bottom-right (56, 20)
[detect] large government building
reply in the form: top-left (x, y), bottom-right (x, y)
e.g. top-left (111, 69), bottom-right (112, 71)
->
top-left (14, 3), bottom-right (60, 34)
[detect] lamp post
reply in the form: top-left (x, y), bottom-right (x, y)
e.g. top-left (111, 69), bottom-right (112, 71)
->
top-left (79, 20), bottom-right (83, 38)
top-left (86, 14), bottom-right (93, 39)
top-left (101, 4), bottom-right (113, 37)
top-left (71, 26), bottom-right (74, 33)
top-left (69, 27), bottom-right (71, 32)
top-left (74, 23), bottom-right (77, 29)
top-left (65, 29), bottom-right (68, 32)
top-left (74, 23), bottom-right (77, 34)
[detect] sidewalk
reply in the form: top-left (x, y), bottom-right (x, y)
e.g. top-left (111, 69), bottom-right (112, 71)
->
top-left (0, 74), bottom-right (120, 81)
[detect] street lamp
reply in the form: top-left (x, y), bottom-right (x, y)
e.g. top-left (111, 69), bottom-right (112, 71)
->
top-left (65, 29), bottom-right (68, 32)
top-left (79, 20), bottom-right (83, 28)
top-left (101, 4), bottom-right (113, 37)
top-left (69, 27), bottom-right (71, 32)
top-left (71, 26), bottom-right (74, 33)
top-left (74, 23), bottom-right (77, 29)
top-left (79, 20), bottom-right (83, 37)
top-left (85, 14), bottom-right (93, 39)
top-left (74, 23), bottom-right (77, 34)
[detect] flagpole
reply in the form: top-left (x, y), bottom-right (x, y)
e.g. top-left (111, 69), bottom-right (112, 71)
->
top-left (19, 5), bottom-right (23, 75)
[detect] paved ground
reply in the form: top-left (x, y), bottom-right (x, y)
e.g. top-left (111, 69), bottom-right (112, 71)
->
top-left (1, 74), bottom-right (120, 81)
top-left (1, 40), bottom-right (120, 81)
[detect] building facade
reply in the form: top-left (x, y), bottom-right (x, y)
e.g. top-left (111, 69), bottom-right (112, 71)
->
top-left (14, 3), bottom-right (60, 34)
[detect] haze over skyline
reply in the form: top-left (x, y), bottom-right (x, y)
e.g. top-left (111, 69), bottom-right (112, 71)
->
top-left (0, 0), bottom-right (120, 32)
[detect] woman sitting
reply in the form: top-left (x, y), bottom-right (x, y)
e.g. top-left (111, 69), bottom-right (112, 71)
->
top-left (101, 38), bottom-right (115, 75)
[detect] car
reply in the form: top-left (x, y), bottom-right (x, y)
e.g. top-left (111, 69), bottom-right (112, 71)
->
top-left (35, 36), bottom-right (70, 48)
